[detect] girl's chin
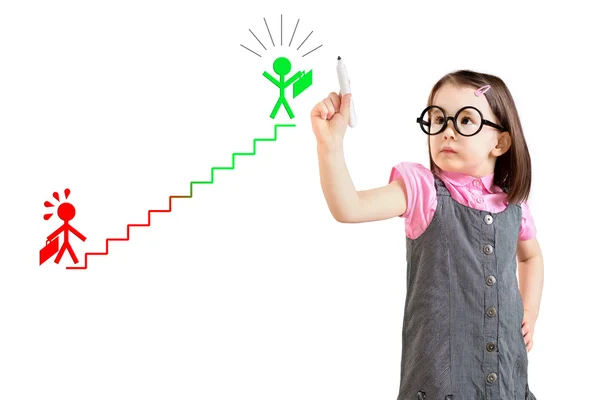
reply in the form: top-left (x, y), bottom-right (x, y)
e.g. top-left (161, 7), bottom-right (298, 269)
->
top-left (435, 157), bottom-right (461, 169)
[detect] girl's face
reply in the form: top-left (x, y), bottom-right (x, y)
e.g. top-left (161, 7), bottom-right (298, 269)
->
top-left (428, 83), bottom-right (511, 177)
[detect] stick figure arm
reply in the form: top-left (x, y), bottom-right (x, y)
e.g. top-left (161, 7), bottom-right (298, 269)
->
top-left (284, 71), bottom-right (303, 88)
top-left (263, 71), bottom-right (280, 86)
top-left (47, 225), bottom-right (64, 241)
top-left (68, 225), bottom-right (87, 242)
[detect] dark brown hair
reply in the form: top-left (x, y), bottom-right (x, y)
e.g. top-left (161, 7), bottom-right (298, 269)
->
top-left (426, 70), bottom-right (532, 204)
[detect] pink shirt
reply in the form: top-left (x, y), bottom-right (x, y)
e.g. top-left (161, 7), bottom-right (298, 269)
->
top-left (388, 162), bottom-right (536, 241)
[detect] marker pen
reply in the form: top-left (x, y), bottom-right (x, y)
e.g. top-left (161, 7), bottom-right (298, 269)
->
top-left (336, 56), bottom-right (357, 128)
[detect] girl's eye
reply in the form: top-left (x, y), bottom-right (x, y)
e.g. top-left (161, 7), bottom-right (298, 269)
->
top-left (434, 117), bottom-right (445, 124)
top-left (461, 117), bottom-right (473, 124)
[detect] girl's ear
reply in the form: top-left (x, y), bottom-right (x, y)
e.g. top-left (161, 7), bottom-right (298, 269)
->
top-left (495, 131), bottom-right (512, 156)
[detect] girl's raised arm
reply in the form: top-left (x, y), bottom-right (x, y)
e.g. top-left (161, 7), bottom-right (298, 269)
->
top-left (311, 91), bottom-right (408, 223)
top-left (350, 179), bottom-right (408, 223)
top-left (316, 143), bottom-right (407, 223)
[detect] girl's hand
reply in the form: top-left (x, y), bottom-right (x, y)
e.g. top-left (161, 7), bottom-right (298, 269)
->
top-left (310, 91), bottom-right (352, 147)
top-left (522, 311), bottom-right (537, 352)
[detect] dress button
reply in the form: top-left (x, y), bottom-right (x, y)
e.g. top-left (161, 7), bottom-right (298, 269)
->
top-left (477, 197), bottom-right (483, 203)
top-left (486, 275), bottom-right (496, 286)
top-left (484, 214), bottom-right (493, 224)
top-left (487, 372), bottom-right (498, 383)
top-left (474, 180), bottom-right (480, 186)
top-left (486, 307), bottom-right (497, 317)
top-left (486, 342), bottom-right (497, 352)
top-left (483, 244), bottom-right (494, 255)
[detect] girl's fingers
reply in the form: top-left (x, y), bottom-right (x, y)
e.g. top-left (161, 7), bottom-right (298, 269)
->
top-left (321, 102), bottom-right (328, 119)
top-left (313, 90), bottom-right (344, 120)
top-left (323, 98), bottom-right (335, 119)
top-left (328, 91), bottom-right (341, 112)
top-left (311, 102), bottom-right (326, 120)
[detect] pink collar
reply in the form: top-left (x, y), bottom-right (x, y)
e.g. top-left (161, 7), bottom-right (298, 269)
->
top-left (439, 169), bottom-right (502, 194)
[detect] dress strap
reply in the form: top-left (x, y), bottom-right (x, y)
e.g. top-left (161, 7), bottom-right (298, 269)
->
top-left (433, 173), bottom-right (450, 196)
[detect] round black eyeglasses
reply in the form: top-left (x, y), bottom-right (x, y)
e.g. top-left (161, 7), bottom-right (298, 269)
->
top-left (416, 105), bottom-right (505, 137)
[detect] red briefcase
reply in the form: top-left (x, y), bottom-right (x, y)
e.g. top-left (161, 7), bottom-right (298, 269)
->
top-left (40, 237), bottom-right (59, 265)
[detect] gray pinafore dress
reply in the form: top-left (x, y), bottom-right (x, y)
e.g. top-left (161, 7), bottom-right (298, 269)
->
top-left (396, 173), bottom-right (537, 400)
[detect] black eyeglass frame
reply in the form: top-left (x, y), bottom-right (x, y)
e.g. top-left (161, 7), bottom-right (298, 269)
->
top-left (416, 105), bottom-right (505, 137)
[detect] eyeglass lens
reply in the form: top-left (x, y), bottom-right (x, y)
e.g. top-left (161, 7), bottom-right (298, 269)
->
top-left (422, 106), bottom-right (482, 136)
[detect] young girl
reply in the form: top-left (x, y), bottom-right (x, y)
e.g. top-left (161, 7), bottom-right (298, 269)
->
top-left (310, 70), bottom-right (543, 400)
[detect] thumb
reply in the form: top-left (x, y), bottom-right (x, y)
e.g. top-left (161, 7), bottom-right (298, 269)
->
top-left (339, 93), bottom-right (352, 122)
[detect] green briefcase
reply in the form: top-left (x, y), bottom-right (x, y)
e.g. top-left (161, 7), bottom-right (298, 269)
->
top-left (293, 70), bottom-right (313, 98)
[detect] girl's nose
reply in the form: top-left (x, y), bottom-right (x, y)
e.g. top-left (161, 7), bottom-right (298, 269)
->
top-left (443, 123), bottom-right (457, 139)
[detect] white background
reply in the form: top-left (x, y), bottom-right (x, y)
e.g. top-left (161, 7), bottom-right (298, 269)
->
top-left (1, 1), bottom-right (597, 399)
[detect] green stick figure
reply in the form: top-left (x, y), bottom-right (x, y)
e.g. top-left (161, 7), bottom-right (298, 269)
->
top-left (263, 56), bottom-right (312, 119)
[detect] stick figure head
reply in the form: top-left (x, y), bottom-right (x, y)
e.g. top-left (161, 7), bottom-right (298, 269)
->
top-left (58, 203), bottom-right (76, 222)
top-left (273, 57), bottom-right (291, 76)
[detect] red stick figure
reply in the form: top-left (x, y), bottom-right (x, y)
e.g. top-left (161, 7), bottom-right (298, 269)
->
top-left (42, 189), bottom-right (86, 265)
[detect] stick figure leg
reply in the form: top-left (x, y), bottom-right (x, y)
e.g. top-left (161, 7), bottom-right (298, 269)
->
top-left (55, 243), bottom-right (67, 264)
top-left (282, 98), bottom-right (294, 119)
top-left (270, 98), bottom-right (283, 119)
top-left (65, 242), bottom-right (79, 264)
